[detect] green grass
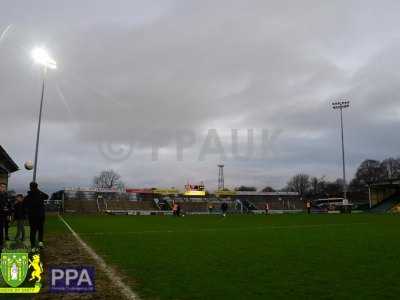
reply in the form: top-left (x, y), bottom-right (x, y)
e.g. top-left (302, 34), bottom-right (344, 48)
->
top-left (57, 214), bottom-right (400, 299)
top-left (45, 215), bottom-right (69, 234)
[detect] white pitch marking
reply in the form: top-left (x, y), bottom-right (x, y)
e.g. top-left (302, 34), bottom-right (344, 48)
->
top-left (59, 215), bottom-right (140, 300)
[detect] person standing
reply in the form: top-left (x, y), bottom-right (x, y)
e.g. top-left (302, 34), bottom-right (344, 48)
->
top-left (221, 202), bottom-right (228, 217)
top-left (208, 203), bottom-right (214, 214)
top-left (3, 196), bottom-right (12, 241)
top-left (264, 202), bottom-right (270, 215)
top-left (14, 194), bottom-right (26, 242)
top-left (0, 183), bottom-right (8, 249)
top-left (24, 182), bottom-right (48, 250)
top-left (306, 201), bottom-right (311, 214)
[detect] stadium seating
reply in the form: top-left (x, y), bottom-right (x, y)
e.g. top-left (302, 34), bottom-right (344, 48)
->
top-left (44, 200), bottom-right (61, 212)
top-left (158, 199), bottom-right (171, 211)
top-left (63, 199), bottom-right (81, 213)
top-left (64, 199), bottom-right (99, 213)
top-left (243, 197), bottom-right (304, 210)
top-left (370, 192), bottom-right (400, 213)
top-left (64, 198), bottom-right (158, 213)
top-left (63, 197), bottom-right (303, 214)
top-left (103, 199), bottom-right (158, 211)
top-left (81, 200), bottom-right (100, 213)
top-left (179, 202), bottom-right (208, 213)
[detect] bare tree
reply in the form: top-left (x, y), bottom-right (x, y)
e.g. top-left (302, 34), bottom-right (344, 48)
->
top-left (324, 178), bottom-right (344, 196)
top-left (93, 170), bottom-right (124, 189)
top-left (354, 159), bottom-right (385, 185)
top-left (380, 158), bottom-right (400, 179)
top-left (286, 174), bottom-right (310, 196)
top-left (310, 176), bottom-right (326, 195)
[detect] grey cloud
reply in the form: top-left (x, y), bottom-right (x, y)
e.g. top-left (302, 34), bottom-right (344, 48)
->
top-left (1, 0), bottom-right (400, 192)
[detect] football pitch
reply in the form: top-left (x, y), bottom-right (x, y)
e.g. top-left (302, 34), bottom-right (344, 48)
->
top-left (50, 214), bottom-right (400, 299)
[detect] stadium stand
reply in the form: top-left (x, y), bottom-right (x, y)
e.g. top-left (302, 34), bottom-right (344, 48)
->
top-left (368, 180), bottom-right (400, 212)
top-left (44, 200), bottom-right (61, 212)
top-left (236, 196), bottom-right (303, 211)
top-left (81, 200), bottom-right (100, 213)
top-left (64, 199), bottom-right (99, 213)
top-left (157, 198), bottom-right (172, 211)
top-left (241, 199), bottom-right (257, 211)
top-left (369, 192), bottom-right (400, 213)
top-left (58, 188), bottom-right (303, 214)
top-left (105, 199), bottom-right (157, 211)
top-left (179, 201), bottom-right (208, 213)
top-left (64, 198), bottom-right (157, 213)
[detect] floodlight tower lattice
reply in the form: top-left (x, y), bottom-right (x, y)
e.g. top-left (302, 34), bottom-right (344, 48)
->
top-left (218, 164), bottom-right (225, 190)
top-left (331, 100), bottom-right (350, 202)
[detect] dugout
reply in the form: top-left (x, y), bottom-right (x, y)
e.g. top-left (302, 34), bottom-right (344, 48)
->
top-left (0, 145), bottom-right (19, 187)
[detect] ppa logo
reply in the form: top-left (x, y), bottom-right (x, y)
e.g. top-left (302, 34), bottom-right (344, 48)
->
top-left (49, 266), bottom-right (95, 293)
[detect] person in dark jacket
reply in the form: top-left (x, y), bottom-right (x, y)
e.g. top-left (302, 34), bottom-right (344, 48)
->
top-left (14, 194), bottom-right (26, 242)
top-left (221, 202), bottom-right (228, 217)
top-left (0, 183), bottom-right (8, 249)
top-left (3, 196), bottom-right (12, 241)
top-left (24, 182), bottom-right (48, 250)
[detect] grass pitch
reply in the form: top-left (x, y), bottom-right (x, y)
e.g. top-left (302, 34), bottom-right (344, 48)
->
top-left (55, 214), bottom-right (400, 299)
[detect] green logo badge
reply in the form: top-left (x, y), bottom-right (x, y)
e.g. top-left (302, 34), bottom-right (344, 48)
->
top-left (0, 251), bottom-right (42, 293)
top-left (1, 253), bottom-right (29, 288)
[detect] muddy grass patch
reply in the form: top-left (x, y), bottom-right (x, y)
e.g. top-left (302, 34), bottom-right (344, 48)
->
top-left (34, 232), bottom-right (137, 300)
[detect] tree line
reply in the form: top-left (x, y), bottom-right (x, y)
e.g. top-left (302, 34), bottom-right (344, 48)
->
top-left (93, 157), bottom-right (400, 197)
top-left (283, 157), bottom-right (400, 197)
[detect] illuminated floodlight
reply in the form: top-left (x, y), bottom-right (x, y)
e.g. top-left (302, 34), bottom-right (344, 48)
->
top-left (31, 47), bottom-right (57, 69)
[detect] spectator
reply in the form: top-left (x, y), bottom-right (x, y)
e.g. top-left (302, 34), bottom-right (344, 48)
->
top-left (264, 202), bottom-right (270, 215)
top-left (172, 202), bottom-right (178, 216)
top-left (3, 191), bottom-right (12, 241)
top-left (24, 182), bottom-right (48, 250)
top-left (208, 203), bottom-right (214, 214)
top-left (14, 194), bottom-right (26, 242)
top-left (306, 201), bottom-right (311, 214)
top-left (221, 202), bottom-right (228, 217)
top-left (0, 183), bottom-right (8, 249)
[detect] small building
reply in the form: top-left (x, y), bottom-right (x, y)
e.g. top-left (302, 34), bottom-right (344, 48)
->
top-left (0, 145), bottom-right (19, 187)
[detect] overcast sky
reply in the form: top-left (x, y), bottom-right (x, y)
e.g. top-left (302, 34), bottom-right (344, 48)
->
top-left (1, 0), bottom-right (400, 194)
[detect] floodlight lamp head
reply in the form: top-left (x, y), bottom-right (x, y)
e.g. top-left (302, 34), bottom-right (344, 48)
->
top-left (31, 47), bottom-right (57, 69)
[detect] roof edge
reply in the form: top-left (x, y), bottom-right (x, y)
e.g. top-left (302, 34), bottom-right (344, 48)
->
top-left (0, 146), bottom-right (19, 173)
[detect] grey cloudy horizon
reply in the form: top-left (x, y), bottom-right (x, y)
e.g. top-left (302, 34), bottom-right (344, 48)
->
top-left (1, 0), bottom-right (400, 194)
